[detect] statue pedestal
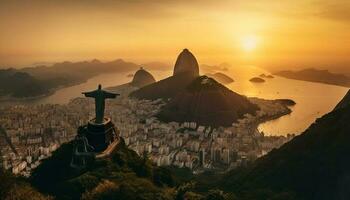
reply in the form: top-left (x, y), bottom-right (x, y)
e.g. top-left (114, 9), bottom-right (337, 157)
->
top-left (70, 118), bottom-right (120, 169)
top-left (85, 118), bottom-right (117, 152)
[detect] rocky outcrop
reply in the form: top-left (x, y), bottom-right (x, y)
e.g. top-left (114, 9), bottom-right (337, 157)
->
top-left (130, 67), bottom-right (156, 88)
top-left (173, 49), bottom-right (199, 77)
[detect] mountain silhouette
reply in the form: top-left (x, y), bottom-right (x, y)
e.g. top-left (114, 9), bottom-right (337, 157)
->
top-left (130, 49), bottom-right (200, 100)
top-left (275, 68), bottom-right (350, 87)
top-left (0, 69), bottom-right (49, 98)
top-left (157, 76), bottom-right (258, 127)
top-left (173, 49), bottom-right (199, 77)
top-left (130, 67), bottom-right (156, 88)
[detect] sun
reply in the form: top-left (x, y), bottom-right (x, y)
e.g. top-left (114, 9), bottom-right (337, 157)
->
top-left (241, 35), bottom-right (258, 52)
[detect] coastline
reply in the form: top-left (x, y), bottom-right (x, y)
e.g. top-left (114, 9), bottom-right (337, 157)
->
top-left (248, 97), bottom-right (295, 135)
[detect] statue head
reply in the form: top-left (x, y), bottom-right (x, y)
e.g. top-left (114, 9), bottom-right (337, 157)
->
top-left (98, 84), bottom-right (102, 90)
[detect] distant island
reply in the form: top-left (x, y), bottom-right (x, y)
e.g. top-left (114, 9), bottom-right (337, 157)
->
top-left (250, 77), bottom-right (265, 83)
top-left (205, 72), bottom-right (234, 84)
top-left (201, 63), bottom-right (230, 73)
top-left (275, 68), bottom-right (350, 87)
top-left (260, 73), bottom-right (274, 78)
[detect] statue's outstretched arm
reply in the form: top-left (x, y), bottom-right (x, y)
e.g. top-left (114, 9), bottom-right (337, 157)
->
top-left (82, 90), bottom-right (97, 97)
top-left (103, 91), bottom-right (119, 99)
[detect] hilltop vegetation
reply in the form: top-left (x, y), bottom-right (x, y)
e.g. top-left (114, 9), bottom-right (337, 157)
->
top-left (29, 139), bottom-right (234, 200)
top-left (30, 139), bottom-right (176, 200)
top-left (0, 169), bottom-right (49, 200)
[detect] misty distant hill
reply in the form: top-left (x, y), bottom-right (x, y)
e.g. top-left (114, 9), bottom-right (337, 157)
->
top-left (0, 59), bottom-right (155, 98)
top-left (0, 69), bottom-right (49, 98)
top-left (275, 68), bottom-right (350, 87)
top-left (200, 63), bottom-right (230, 73)
top-left (21, 59), bottom-right (139, 83)
top-left (205, 72), bottom-right (234, 84)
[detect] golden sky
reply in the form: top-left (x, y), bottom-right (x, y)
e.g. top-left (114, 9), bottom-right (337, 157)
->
top-left (0, 0), bottom-right (350, 71)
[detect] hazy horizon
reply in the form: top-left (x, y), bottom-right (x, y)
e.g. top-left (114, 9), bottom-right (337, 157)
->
top-left (1, 0), bottom-right (350, 73)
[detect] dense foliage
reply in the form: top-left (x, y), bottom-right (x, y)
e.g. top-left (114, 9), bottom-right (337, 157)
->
top-left (30, 139), bottom-right (176, 199)
top-left (0, 169), bottom-right (49, 200)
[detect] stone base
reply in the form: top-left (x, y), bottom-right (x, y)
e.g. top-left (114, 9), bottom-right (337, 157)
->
top-left (84, 118), bottom-right (117, 152)
top-left (70, 118), bottom-right (120, 169)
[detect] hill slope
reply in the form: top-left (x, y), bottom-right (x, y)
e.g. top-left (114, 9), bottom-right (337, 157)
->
top-left (0, 169), bottom-right (49, 200)
top-left (334, 89), bottom-right (350, 111)
top-left (0, 69), bottom-right (49, 98)
top-left (218, 98), bottom-right (350, 200)
top-left (130, 72), bottom-right (196, 100)
top-left (157, 76), bottom-right (259, 127)
top-left (30, 139), bottom-right (177, 200)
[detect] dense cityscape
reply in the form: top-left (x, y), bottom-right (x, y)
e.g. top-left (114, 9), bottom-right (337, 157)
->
top-left (0, 88), bottom-right (294, 176)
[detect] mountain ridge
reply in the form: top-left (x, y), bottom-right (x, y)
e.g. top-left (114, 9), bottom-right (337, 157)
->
top-left (275, 68), bottom-right (350, 87)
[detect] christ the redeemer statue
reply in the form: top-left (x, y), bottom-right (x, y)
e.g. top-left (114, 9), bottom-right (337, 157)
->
top-left (83, 84), bottom-right (119, 124)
